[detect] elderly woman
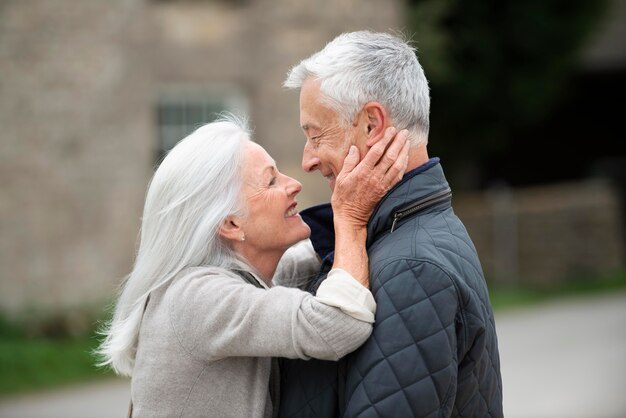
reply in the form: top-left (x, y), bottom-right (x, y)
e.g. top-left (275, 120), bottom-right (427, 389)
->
top-left (98, 115), bottom-right (409, 417)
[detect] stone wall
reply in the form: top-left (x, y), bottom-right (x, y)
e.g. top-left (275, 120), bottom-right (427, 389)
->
top-left (2, 0), bottom-right (620, 317)
top-left (0, 0), bottom-right (154, 314)
top-left (0, 0), bottom-right (403, 316)
top-left (148, 0), bottom-right (403, 207)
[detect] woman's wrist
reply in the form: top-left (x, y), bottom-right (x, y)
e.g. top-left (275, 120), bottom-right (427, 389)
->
top-left (332, 224), bottom-right (368, 287)
top-left (315, 268), bottom-right (376, 323)
top-left (333, 214), bottom-right (368, 234)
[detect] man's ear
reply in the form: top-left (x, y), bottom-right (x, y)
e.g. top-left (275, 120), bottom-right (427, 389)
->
top-left (218, 215), bottom-right (243, 242)
top-left (362, 102), bottom-right (388, 147)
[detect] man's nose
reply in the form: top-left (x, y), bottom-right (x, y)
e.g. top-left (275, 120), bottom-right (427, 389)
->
top-left (302, 142), bottom-right (320, 173)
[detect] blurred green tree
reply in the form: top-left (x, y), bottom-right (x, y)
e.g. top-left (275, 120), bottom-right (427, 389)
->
top-left (406, 0), bottom-right (609, 189)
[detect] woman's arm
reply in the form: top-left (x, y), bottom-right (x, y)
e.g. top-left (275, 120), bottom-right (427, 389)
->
top-left (166, 130), bottom-right (410, 362)
top-left (167, 269), bottom-right (373, 362)
top-left (331, 127), bottom-right (410, 286)
top-left (273, 239), bottom-right (320, 290)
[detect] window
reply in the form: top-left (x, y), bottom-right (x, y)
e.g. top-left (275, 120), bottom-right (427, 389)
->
top-left (156, 85), bottom-right (248, 163)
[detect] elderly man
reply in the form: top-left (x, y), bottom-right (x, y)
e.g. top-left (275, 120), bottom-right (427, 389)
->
top-left (278, 31), bottom-right (503, 418)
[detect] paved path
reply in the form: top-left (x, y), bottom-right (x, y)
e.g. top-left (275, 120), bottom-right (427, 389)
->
top-left (1, 291), bottom-right (625, 418)
top-left (498, 290), bottom-right (626, 418)
top-left (0, 378), bottom-right (130, 418)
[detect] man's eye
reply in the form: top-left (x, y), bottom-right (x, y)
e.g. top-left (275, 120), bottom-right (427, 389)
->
top-left (308, 136), bottom-right (320, 148)
top-left (269, 177), bottom-right (277, 186)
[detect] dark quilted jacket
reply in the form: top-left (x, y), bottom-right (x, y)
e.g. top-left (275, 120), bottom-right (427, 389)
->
top-left (279, 159), bottom-right (503, 418)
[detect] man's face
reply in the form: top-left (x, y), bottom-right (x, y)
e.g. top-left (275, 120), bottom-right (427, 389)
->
top-left (299, 78), bottom-right (360, 190)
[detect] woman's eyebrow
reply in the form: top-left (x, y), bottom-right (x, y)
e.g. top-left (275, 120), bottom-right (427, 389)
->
top-left (262, 165), bottom-right (277, 176)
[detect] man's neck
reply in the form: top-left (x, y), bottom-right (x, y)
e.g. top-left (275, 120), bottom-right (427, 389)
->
top-left (407, 145), bottom-right (429, 171)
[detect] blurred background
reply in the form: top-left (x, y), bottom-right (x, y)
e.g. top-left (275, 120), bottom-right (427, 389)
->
top-left (0, 0), bottom-right (625, 417)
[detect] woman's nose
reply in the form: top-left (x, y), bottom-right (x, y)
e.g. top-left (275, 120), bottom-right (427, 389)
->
top-left (285, 176), bottom-right (302, 197)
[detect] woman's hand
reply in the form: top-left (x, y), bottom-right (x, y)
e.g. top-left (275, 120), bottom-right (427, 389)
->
top-left (332, 127), bottom-right (410, 228)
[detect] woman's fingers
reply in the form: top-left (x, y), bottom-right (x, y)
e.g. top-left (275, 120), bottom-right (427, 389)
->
top-left (359, 127), bottom-right (398, 170)
top-left (359, 127), bottom-right (409, 177)
top-left (338, 145), bottom-right (360, 176)
top-left (381, 139), bottom-right (410, 187)
top-left (331, 126), bottom-right (411, 228)
top-left (376, 128), bottom-right (409, 176)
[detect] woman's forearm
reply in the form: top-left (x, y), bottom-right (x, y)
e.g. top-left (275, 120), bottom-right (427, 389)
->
top-left (328, 129), bottom-right (409, 288)
top-left (332, 219), bottom-right (369, 287)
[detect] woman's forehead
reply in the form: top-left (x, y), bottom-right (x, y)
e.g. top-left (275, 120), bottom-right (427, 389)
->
top-left (244, 142), bottom-right (274, 165)
top-left (242, 142), bottom-right (276, 183)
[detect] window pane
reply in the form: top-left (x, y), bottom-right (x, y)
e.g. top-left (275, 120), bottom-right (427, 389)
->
top-left (155, 90), bottom-right (246, 165)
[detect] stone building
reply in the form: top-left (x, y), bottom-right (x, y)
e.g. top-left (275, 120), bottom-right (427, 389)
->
top-left (0, 0), bottom-right (402, 316)
top-left (0, 0), bottom-right (624, 318)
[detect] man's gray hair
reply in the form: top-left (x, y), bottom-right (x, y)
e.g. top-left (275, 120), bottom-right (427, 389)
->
top-left (284, 31), bottom-right (430, 146)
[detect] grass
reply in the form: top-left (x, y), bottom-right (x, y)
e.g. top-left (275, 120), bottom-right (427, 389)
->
top-left (0, 336), bottom-right (111, 396)
top-left (0, 312), bottom-right (113, 397)
top-left (489, 269), bottom-right (626, 311)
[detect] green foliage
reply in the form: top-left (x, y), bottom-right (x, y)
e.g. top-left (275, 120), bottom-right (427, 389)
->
top-left (489, 269), bottom-right (626, 311)
top-left (406, 0), bottom-right (609, 188)
top-left (0, 308), bottom-right (112, 396)
top-left (0, 335), bottom-right (111, 395)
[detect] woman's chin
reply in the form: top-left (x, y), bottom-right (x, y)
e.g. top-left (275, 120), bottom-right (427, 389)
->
top-left (289, 224), bottom-right (311, 246)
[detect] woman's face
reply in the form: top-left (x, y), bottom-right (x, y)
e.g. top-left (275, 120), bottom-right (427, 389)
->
top-left (238, 142), bottom-right (311, 254)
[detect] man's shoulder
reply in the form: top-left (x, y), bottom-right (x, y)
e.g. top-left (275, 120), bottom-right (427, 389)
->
top-left (367, 210), bottom-right (475, 288)
top-left (369, 210), bottom-right (458, 260)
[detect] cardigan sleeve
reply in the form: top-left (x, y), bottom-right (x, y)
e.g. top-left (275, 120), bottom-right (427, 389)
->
top-left (166, 267), bottom-right (374, 363)
top-left (272, 239), bottom-right (321, 290)
top-left (315, 268), bottom-right (376, 323)
top-left (274, 241), bottom-right (375, 323)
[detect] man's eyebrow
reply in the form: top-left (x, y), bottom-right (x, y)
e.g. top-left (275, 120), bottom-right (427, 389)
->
top-left (301, 123), bottom-right (318, 131)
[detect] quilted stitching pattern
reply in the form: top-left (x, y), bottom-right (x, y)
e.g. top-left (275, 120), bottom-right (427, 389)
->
top-left (345, 260), bottom-right (458, 417)
top-left (279, 358), bottom-right (340, 417)
top-left (279, 163), bottom-right (502, 418)
top-left (342, 211), bottom-right (502, 417)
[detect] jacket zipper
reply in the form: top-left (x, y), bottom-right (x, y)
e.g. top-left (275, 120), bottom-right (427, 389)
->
top-left (390, 187), bottom-right (452, 233)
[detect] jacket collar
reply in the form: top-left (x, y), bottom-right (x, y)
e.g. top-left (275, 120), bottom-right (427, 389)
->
top-left (300, 158), bottom-right (450, 257)
top-left (300, 203), bottom-right (335, 261)
top-left (366, 157), bottom-right (450, 246)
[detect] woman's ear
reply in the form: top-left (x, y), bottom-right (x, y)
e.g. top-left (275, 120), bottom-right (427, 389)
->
top-left (218, 215), bottom-right (243, 242)
top-left (363, 102), bottom-right (388, 147)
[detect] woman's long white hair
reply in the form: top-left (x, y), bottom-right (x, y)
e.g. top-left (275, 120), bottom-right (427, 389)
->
top-left (97, 115), bottom-right (249, 376)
